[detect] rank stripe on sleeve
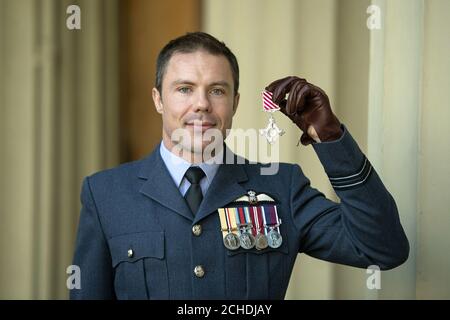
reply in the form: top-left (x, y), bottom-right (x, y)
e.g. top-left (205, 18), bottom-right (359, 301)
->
top-left (328, 157), bottom-right (373, 189)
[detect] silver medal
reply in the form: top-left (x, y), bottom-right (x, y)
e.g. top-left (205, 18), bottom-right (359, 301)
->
top-left (223, 232), bottom-right (240, 250)
top-left (261, 90), bottom-right (284, 144)
top-left (259, 115), bottom-right (285, 144)
top-left (267, 229), bottom-right (283, 249)
top-left (239, 231), bottom-right (256, 249)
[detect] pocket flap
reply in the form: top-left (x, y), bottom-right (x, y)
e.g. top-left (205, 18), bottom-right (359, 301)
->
top-left (109, 231), bottom-right (165, 267)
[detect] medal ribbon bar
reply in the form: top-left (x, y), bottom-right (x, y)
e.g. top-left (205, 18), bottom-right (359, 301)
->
top-left (226, 207), bottom-right (239, 235)
top-left (218, 208), bottom-right (229, 238)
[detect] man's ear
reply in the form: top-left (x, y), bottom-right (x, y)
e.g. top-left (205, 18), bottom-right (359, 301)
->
top-left (232, 92), bottom-right (240, 116)
top-left (152, 88), bottom-right (164, 114)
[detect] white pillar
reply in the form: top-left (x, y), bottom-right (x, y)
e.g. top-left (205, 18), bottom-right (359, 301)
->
top-left (370, 0), bottom-right (423, 299)
top-left (416, 0), bottom-right (450, 299)
top-left (0, 0), bottom-right (36, 299)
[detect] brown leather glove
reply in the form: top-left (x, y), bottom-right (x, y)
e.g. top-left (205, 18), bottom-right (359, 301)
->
top-left (265, 76), bottom-right (343, 145)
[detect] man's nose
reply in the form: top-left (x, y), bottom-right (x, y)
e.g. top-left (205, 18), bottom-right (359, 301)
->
top-left (193, 90), bottom-right (211, 112)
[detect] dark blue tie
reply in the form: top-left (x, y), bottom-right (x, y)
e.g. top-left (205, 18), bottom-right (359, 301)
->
top-left (184, 167), bottom-right (205, 215)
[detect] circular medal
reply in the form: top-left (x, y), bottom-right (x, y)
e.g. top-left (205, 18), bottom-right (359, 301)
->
top-left (255, 233), bottom-right (268, 250)
top-left (223, 233), bottom-right (240, 250)
top-left (239, 232), bottom-right (256, 249)
top-left (267, 230), bottom-right (283, 249)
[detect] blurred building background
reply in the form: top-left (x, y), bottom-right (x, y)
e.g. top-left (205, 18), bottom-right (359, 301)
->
top-left (0, 0), bottom-right (449, 299)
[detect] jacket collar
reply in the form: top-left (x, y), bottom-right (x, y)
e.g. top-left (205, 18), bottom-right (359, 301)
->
top-left (138, 143), bottom-right (249, 223)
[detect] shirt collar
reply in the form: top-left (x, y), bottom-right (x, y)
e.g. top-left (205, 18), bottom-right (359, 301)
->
top-left (159, 141), bottom-right (222, 188)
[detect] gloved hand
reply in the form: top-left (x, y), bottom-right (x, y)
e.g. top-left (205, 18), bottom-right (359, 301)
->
top-left (265, 76), bottom-right (343, 145)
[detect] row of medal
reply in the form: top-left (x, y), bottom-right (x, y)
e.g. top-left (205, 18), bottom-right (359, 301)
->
top-left (218, 204), bottom-right (283, 251)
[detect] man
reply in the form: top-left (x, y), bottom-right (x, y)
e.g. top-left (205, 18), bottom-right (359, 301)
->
top-left (71, 32), bottom-right (409, 299)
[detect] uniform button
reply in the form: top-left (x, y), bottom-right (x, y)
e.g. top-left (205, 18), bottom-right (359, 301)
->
top-left (127, 249), bottom-right (134, 258)
top-left (192, 224), bottom-right (202, 236)
top-left (194, 265), bottom-right (205, 278)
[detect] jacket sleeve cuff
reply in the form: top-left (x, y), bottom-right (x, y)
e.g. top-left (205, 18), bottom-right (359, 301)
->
top-left (312, 125), bottom-right (371, 190)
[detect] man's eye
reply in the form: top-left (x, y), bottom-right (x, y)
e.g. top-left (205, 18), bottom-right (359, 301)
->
top-left (211, 88), bottom-right (225, 95)
top-left (178, 87), bottom-right (191, 94)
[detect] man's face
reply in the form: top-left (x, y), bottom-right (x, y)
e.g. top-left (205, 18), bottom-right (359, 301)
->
top-left (152, 50), bottom-right (240, 158)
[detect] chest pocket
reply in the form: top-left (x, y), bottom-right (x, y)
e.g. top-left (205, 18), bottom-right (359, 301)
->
top-left (109, 231), bottom-right (169, 300)
top-left (225, 231), bottom-right (290, 299)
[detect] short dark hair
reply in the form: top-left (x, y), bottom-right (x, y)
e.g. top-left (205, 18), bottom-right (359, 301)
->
top-left (155, 32), bottom-right (239, 96)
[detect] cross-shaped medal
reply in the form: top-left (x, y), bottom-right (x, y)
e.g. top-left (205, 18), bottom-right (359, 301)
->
top-left (260, 90), bottom-right (285, 144)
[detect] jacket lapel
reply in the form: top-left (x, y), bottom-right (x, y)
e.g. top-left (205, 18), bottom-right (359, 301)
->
top-left (138, 145), bottom-right (194, 222)
top-left (194, 154), bottom-right (249, 224)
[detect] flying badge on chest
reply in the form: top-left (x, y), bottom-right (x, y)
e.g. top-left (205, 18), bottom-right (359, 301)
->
top-left (218, 190), bottom-right (283, 251)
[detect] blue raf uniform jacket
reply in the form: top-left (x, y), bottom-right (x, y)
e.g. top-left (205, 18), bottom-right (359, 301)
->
top-left (70, 127), bottom-right (409, 299)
